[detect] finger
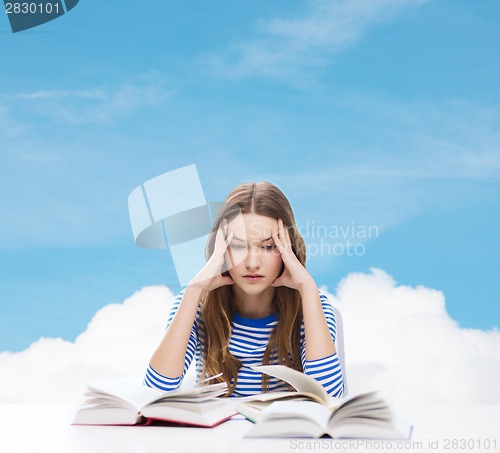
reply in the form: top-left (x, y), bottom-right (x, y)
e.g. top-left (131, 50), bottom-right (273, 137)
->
top-left (222, 218), bottom-right (228, 238)
top-left (281, 219), bottom-right (291, 244)
top-left (279, 219), bottom-right (287, 244)
top-left (272, 226), bottom-right (285, 253)
top-left (215, 222), bottom-right (232, 252)
top-left (281, 219), bottom-right (291, 241)
top-left (223, 231), bottom-right (235, 271)
top-left (278, 219), bottom-right (292, 252)
top-left (214, 222), bottom-right (225, 245)
top-left (213, 232), bottom-right (224, 258)
top-left (225, 230), bottom-right (234, 247)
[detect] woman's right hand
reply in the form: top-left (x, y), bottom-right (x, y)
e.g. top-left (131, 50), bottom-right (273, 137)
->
top-left (187, 219), bottom-right (235, 294)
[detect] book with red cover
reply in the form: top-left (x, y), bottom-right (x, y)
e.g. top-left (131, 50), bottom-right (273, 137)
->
top-left (72, 377), bottom-right (236, 428)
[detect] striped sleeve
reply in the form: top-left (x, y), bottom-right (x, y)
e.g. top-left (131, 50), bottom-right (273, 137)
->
top-left (300, 292), bottom-right (345, 398)
top-left (143, 290), bottom-right (200, 392)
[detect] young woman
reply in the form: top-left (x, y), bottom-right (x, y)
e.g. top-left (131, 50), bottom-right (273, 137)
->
top-left (144, 182), bottom-right (344, 398)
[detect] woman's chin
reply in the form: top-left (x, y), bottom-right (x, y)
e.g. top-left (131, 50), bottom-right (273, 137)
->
top-left (234, 280), bottom-right (273, 295)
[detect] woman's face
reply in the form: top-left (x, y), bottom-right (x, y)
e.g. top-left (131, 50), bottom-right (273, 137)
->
top-left (225, 213), bottom-right (283, 295)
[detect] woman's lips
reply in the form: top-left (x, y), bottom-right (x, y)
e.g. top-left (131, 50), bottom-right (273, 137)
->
top-left (243, 275), bottom-right (264, 282)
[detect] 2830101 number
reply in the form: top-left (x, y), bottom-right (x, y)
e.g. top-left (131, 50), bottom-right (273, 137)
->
top-left (5, 2), bottom-right (60, 14)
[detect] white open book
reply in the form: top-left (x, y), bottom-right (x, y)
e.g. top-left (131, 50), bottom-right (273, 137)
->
top-left (237, 365), bottom-right (412, 439)
top-left (72, 376), bottom-right (236, 428)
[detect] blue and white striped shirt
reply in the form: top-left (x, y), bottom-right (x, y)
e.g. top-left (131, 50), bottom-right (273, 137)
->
top-left (144, 290), bottom-right (344, 398)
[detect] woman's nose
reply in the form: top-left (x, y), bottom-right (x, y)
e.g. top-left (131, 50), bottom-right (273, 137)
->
top-left (245, 247), bottom-right (261, 269)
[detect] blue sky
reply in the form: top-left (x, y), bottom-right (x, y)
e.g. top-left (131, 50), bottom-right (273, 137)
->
top-left (0, 0), bottom-right (499, 352)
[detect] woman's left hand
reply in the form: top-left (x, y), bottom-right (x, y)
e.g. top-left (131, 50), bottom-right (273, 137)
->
top-left (271, 218), bottom-right (316, 292)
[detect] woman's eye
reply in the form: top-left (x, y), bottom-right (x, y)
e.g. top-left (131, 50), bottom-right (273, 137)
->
top-left (263, 245), bottom-right (276, 251)
top-left (230, 244), bottom-right (246, 250)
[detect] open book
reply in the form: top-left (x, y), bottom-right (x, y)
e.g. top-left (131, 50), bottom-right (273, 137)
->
top-left (72, 376), bottom-right (237, 428)
top-left (237, 365), bottom-right (412, 439)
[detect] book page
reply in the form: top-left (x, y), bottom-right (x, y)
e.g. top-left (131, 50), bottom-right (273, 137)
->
top-left (251, 365), bottom-right (329, 403)
top-left (238, 390), bottom-right (326, 405)
top-left (261, 400), bottom-right (332, 429)
top-left (86, 377), bottom-right (168, 410)
top-left (86, 377), bottom-right (228, 410)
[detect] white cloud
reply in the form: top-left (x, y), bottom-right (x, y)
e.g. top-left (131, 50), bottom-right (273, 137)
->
top-left (1, 269), bottom-right (499, 405)
top-left (0, 285), bottom-right (197, 403)
top-left (204, 0), bottom-right (430, 83)
top-left (322, 268), bottom-right (500, 405)
top-left (1, 75), bottom-right (170, 124)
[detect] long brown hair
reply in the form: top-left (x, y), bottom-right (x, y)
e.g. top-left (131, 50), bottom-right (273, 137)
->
top-left (200, 181), bottom-right (307, 395)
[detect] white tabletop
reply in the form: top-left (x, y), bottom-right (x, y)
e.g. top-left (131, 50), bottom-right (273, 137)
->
top-left (1, 403), bottom-right (499, 453)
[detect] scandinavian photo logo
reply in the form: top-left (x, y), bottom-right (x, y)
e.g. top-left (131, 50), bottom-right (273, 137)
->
top-left (4, 0), bottom-right (79, 33)
top-left (298, 220), bottom-right (379, 257)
